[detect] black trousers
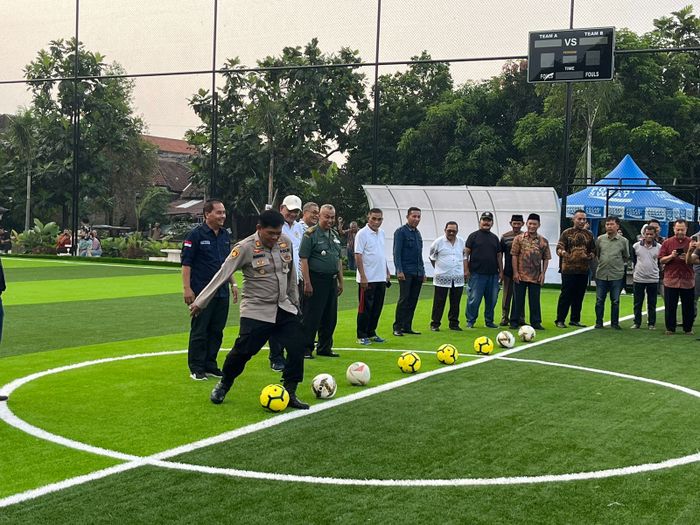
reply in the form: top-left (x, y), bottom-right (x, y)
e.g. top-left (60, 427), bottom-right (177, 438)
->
top-left (269, 281), bottom-right (304, 363)
top-left (393, 274), bottom-right (423, 332)
top-left (511, 281), bottom-right (542, 326)
top-left (431, 284), bottom-right (463, 329)
top-left (500, 275), bottom-right (523, 324)
top-left (633, 281), bottom-right (658, 326)
top-left (556, 273), bottom-right (588, 323)
top-left (357, 282), bottom-right (387, 338)
top-left (221, 309), bottom-right (304, 388)
top-left (303, 272), bottom-right (338, 355)
top-left (188, 296), bottom-right (229, 373)
top-left (664, 287), bottom-right (695, 333)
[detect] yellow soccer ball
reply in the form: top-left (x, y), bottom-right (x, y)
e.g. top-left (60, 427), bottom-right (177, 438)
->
top-left (473, 336), bottom-right (494, 355)
top-left (397, 351), bottom-right (422, 373)
top-left (259, 384), bottom-right (290, 412)
top-left (436, 343), bottom-right (459, 365)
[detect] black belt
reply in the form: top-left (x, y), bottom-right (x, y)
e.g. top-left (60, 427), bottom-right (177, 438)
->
top-left (310, 271), bottom-right (338, 279)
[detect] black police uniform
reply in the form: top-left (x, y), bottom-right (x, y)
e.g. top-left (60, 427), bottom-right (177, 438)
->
top-left (181, 223), bottom-right (231, 375)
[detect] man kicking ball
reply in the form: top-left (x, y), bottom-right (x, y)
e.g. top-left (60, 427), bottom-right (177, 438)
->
top-left (189, 210), bottom-right (309, 409)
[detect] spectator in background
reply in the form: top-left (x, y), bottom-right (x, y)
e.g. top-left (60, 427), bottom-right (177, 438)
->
top-left (340, 220), bottom-right (359, 271)
top-left (555, 209), bottom-right (596, 328)
top-left (631, 225), bottom-right (660, 329)
top-left (594, 216), bottom-right (629, 330)
top-left (80, 217), bottom-right (91, 235)
top-left (90, 230), bottom-right (103, 257)
top-left (392, 207), bottom-right (426, 336)
top-left (429, 221), bottom-right (467, 332)
top-left (150, 222), bottom-right (162, 241)
top-left (0, 228), bottom-right (11, 253)
top-left (78, 231), bottom-right (92, 257)
top-left (499, 214), bottom-right (524, 326)
top-left (659, 219), bottom-right (694, 335)
top-left (56, 229), bottom-right (72, 254)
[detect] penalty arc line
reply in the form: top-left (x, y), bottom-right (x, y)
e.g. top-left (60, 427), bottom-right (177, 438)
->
top-left (2, 308), bottom-right (690, 506)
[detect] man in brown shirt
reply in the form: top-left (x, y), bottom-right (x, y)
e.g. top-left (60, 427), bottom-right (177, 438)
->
top-left (555, 209), bottom-right (596, 328)
top-left (659, 219), bottom-right (694, 335)
top-left (511, 213), bottom-right (551, 330)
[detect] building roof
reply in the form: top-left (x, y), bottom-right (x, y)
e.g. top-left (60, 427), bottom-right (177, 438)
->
top-left (142, 135), bottom-right (196, 155)
top-left (166, 199), bottom-right (205, 217)
top-left (152, 159), bottom-right (192, 193)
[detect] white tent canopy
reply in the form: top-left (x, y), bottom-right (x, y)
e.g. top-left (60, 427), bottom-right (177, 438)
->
top-left (362, 185), bottom-right (562, 283)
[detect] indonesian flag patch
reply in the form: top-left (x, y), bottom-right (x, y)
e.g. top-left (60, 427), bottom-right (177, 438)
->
top-left (183, 240), bottom-right (192, 248)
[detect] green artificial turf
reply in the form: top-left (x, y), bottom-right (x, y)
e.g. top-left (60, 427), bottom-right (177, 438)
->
top-left (1, 257), bottom-right (698, 523)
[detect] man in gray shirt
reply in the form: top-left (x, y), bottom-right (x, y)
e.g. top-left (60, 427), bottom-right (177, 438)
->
top-left (594, 216), bottom-right (630, 329)
top-left (631, 225), bottom-right (660, 329)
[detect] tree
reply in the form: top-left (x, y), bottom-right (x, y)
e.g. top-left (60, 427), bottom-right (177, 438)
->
top-left (187, 39), bottom-right (368, 228)
top-left (19, 39), bottom-right (156, 226)
top-left (0, 109), bottom-right (36, 231)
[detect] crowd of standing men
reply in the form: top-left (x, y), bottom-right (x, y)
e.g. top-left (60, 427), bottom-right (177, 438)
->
top-left (180, 198), bottom-right (700, 409)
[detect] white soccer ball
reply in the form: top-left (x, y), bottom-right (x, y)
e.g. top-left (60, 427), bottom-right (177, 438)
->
top-left (311, 373), bottom-right (337, 399)
top-left (518, 325), bottom-right (536, 342)
top-left (496, 330), bottom-right (516, 349)
top-left (346, 361), bottom-right (371, 386)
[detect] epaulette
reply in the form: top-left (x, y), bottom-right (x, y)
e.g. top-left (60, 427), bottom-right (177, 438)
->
top-left (305, 225), bottom-right (317, 236)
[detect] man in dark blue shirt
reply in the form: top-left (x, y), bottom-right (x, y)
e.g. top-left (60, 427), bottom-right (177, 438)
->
top-left (392, 207), bottom-right (426, 336)
top-left (181, 199), bottom-right (237, 380)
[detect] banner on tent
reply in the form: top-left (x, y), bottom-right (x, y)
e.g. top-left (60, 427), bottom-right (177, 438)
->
top-left (566, 204), bottom-right (695, 222)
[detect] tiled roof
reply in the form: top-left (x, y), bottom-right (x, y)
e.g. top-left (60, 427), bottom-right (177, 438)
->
top-left (152, 159), bottom-right (192, 193)
top-left (142, 135), bottom-right (195, 155)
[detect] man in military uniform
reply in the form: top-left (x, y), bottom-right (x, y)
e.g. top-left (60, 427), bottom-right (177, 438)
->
top-left (300, 204), bottom-right (344, 358)
top-left (181, 199), bottom-right (236, 381)
top-left (190, 210), bottom-right (309, 409)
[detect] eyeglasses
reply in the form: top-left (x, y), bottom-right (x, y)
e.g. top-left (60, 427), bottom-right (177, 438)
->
top-left (445, 230), bottom-right (457, 234)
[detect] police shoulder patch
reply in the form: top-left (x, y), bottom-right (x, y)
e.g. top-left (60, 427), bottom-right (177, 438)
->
top-left (231, 247), bottom-right (240, 258)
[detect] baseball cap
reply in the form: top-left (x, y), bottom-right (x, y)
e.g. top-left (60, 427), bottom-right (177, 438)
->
top-left (480, 211), bottom-right (494, 221)
top-left (281, 195), bottom-right (302, 211)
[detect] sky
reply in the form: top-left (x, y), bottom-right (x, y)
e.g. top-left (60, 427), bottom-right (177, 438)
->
top-left (0, 0), bottom-right (694, 139)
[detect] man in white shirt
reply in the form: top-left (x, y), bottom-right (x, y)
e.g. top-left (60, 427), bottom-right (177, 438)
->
top-left (268, 194), bottom-right (304, 371)
top-left (355, 208), bottom-right (391, 345)
top-left (429, 221), bottom-right (467, 331)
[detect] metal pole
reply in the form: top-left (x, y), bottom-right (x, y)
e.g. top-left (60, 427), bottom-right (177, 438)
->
top-left (209, 0), bottom-right (219, 199)
top-left (559, 0), bottom-right (575, 230)
top-left (371, 0), bottom-right (382, 184)
top-left (71, 0), bottom-right (80, 255)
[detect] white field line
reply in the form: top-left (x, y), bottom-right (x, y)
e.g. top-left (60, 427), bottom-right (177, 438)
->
top-left (3, 308), bottom-right (690, 506)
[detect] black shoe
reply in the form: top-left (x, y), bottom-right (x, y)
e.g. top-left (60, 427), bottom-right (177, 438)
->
top-left (190, 371), bottom-right (208, 381)
top-left (449, 326), bottom-right (463, 331)
top-left (499, 320), bottom-right (509, 327)
top-left (288, 394), bottom-right (310, 410)
top-left (485, 322), bottom-right (498, 329)
top-left (611, 324), bottom-right (622, 330)
top-left (594, 324), bottom-right (604, 329)
top-left (0, 395), bottom-right (7, 402)
top-left (403, 329), bottom-right (422, 335)
top-left (393, 330), bottom-right (404, 337)
top-left (317, 351), bottom-right (340, 357)
top-left (509, 324), bottom-right (519, 329)
top-left (568, 321), bottom-right (587, 327)
top-left (270, 359), bottom-right (286, 372)
top-left (430, 326), bottom-right (440, 332)
top-left (210, 382), bottom-right (229, 404)
top-left (304, 352), bottom-right (315, 359)
top-left (206, 368), bottom-right (223, 378)
top-left (555, 321), bottom-right (567, 329)
top-left (532, 324), bottom-right (545, 330)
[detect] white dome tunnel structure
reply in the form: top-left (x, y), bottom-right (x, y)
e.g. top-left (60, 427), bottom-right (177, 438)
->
top-left (362, 185), bottom-right (562, 284)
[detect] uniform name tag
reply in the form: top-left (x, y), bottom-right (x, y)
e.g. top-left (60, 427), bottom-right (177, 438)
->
top-left (200, 240), bottom-right (211, 245)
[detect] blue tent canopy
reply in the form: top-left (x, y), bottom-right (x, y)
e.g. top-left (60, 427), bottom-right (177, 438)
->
top-left (565, 155), bottom-right (697, 222)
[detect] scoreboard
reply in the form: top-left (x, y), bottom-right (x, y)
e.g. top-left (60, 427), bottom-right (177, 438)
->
top-left (527, 27), bottom-right (615, 83)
